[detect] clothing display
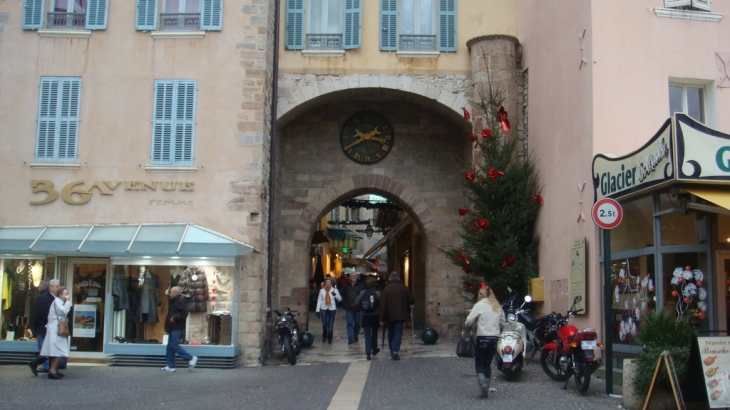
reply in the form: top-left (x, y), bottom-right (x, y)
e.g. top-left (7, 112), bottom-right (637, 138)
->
top-left (135, 269), bottom-right (161, 323)
top-left (111, 265), bottom-right (130, 311)
top-left (179, 267), bottom-right (208, 313)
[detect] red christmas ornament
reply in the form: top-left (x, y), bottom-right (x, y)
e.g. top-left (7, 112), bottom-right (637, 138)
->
top-left (471, 219), bottom-right (489, 230)
top-left (468, 133), bottom-right (477, 143)
top-left (671, 290), bottom-right (678, 297)
top-left (457, 252), bottom-right (470, 265)
top-left (726, 279), bottom-right (730, 285)
top-left (678, 277), bottom-right (685, 283)
top-left (683, 297), bottom-right (690, 304)
top-left (458, 207), bottom-right (468, 216)
top-left (685, 265), bottom-right (691, 270)
top-left (498, 105), bottom-right (511, 131)
top-left (532, 194), bottom-right (544, 205)
top-left (696, 280), bottom-right (703, 287)
top-left (465, 171), bottom-right (475, 181)
top-left (461, 107), bottom-right (471, 120)
top-left (488, 168), bottom-right (505, 180)
top-left (480, 282), bottom-right (486, 288)
top-left (698, 312), bottom-right (706, 320)
top-left (502, 254), bottom-right (517, 267)
top-left (481, 128), bottom-right (492, 139)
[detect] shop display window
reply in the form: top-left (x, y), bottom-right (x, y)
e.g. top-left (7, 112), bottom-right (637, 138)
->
top-left (717, 214), bottom-right (730, 244)
top-left (610, 196), bottom-right (654, 254)
top-left (610, 256), bottom-right (655, 345)
top-left (110, 264), bottom-right (234, 346)
top-left (660, 212), bottom-right (703, 245)
top-left (1, 258), bottom-right (54, 342)
top-left (661, 253), bottom-right (708, 328)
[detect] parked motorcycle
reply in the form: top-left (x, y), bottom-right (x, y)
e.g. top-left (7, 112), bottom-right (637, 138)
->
top-left (496, 291), bottom-right (529, 380)
top-left (539, 296), bottom-right (603, 392)
top-left (273, 308), bottom-right (301, 365)
top-left (515, 299), bottom-right (564, 360)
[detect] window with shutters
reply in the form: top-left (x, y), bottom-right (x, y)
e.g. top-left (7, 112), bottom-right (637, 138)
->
top-left (135, 0), bottom-right (223, 32)
top-left (380, 0), bottom-right (455, 55)
top-left (150, 80), bottom-right (197, 166)
top-left (22, 0), bottom-right (109, 31)
top-left (655, 0), bottom-right (722, 21)
top-left (285, 0), bottom-right (361, 55)
top-left (35, 77), bottom-right (82, 163)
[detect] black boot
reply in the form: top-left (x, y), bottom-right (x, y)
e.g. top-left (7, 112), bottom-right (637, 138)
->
top-left (477, 374), bottom-right (490, 398)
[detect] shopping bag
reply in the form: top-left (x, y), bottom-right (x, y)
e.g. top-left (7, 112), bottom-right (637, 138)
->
top-left (456, 328), bottom-right (475, 358)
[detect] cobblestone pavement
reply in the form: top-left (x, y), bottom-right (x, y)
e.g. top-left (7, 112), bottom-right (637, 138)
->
top-left (0, 357), bottom-right (623, 410)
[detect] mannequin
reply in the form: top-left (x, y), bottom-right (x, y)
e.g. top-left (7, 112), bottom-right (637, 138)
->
top-left (135, 266), bottom-right (160, 324)
top-left (165, 267), bottom-right (184, 295)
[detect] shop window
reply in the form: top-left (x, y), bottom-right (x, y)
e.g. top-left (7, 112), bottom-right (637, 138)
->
top-left (610, 196), bottom-right (654, 254)
top-left (609, 256), bottom-right (655, 345)
top-left (661, 253), bottom-right (708, 326)
top-left (380, 0), bottom-right (455, 52)
top-left (660, 212), bottom-right (702, 245)
top-left (150, 79), bottom-right (197, 165)
top-left (135, 0), bottom-right (222, 31)
top-left (1, 258), bottom-right (52, 342)
top-left (669, 84), bottom-right (705, 123)
top-left (35, 77), bottom-right (82, 163)
top-left (110, 265), bottom-right (234, 346)
top-left (718, 214), bottom-right (730, 244)
top-left (22, 0), bottom-right (109, 30)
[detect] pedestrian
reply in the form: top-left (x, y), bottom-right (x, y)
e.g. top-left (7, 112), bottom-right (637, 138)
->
top-left (378, 271), bottom-right (414, 361)
top-left (354, 276), bottom-right (381, 360)
top-left (315, 278), bottom-right (341, 344)
top-left (465, 284), bottom-right (506, 398)
top-left (342, 272), bottom-right (364, 344)
top-left (27, 280), bottom-right (55, 375)
top-left (38, 285), bottom-right (72, 380)
top-left (161, 286), bottom-right (198, 373)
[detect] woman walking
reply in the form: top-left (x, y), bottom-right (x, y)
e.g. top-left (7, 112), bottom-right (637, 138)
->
top-left (315, 278), bottom-right (341, 344)
top-left (355, 276), bottom-right (381, 360)
top-left (465, 284), bottom-right (505, 398)
top-left (39, 286), bottom-right (72, 380)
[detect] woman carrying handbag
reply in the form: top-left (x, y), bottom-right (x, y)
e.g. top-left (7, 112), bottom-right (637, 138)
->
top-left (464, 283), bottom-right (505, 399)
top-left (39, 286), bottom-right (72, 380)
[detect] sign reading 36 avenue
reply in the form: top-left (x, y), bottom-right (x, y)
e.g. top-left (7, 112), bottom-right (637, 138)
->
top-left (31, 180), bottom-right (194, 205)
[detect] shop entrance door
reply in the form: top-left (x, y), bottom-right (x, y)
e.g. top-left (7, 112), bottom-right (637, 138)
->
top-left (63, 258), bottom-right (109, 357)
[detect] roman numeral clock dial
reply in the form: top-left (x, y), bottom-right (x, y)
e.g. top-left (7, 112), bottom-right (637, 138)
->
top-left (340, 112), bottom-right (394, 165)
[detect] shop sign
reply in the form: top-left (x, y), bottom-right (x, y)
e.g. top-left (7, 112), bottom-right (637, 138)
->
top-left (30, 179), bottom-right (194, 205)
top-left (675, 113), bottom-right (730, 182)
top-left (592, 119), bottom-right (674, 201)
top-left (697, 336), bottom-right (730, 408)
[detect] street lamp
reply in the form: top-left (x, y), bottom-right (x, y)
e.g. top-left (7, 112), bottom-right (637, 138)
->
top-left (364, 224), bottom-right (374, 239)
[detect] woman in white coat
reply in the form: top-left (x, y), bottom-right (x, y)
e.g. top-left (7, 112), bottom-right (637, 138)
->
top-left (465, 284), bottom-right (506, 398)
top-left (315, 278), bottom-right (341, 345)
top-left (40, 286), bottom-right (72, 380)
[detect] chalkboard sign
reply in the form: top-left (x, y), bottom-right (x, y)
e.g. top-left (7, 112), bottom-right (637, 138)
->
top-left (643, 351), bottom-right (686, 410)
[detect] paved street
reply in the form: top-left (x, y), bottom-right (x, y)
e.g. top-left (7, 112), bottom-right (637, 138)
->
top-left (0, 357), bottom-right (623, 410)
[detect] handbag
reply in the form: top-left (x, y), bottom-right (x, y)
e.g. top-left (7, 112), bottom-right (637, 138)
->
top-left (56, 304), bottom-right (70, 338)
top-left (456, 328), bottom-right (475, 358)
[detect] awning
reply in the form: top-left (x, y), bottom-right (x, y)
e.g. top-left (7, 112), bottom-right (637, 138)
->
top-left (326, 228), bottom-right (362, 240)
top-left (683, 188), bottom-right (730, 216)
top-left (0, 224), bottom-right (254, 258)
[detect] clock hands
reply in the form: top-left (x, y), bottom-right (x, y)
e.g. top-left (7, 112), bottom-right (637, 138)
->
top-left (344, 127), bottom-right (382, 151)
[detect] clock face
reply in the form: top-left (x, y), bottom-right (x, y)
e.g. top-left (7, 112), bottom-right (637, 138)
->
top-left (340, 112), bottom-right (394, 164)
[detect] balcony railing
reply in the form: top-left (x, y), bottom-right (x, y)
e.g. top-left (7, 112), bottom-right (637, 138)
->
top-left (160, 13), bottom-right (201, 31)
top-left (306, 34), bottom-right (344, 51)
top-left (46, 12), bottom-right (86, 30)
top-left (399, 35), bottom-right (437, 52)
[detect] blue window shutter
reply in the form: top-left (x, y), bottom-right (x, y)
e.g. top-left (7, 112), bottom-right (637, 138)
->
top-left (285, 0), bottom-right (304, 50)
top-left (136, 0), bottom-right (158, 31)
top-left (174, 81), bottom-right (196, 164)
top-left (36, 77), bottom-right (80, 162)
top-left (379, 0), bottom-right (397, 51)
top-left (152, 81), bottom-right (174, 164)
top-left (152, 80), bottom-right (196, 165)
top-left (23, 0), bottom-right (45, 30)
top-left (201, 0), bottom-right (223, 31)
top-left (343, 0), bottom-right (361, 50)
top-left (57, 78), bottom-right (81, 160)
top-left (37, 78), bottom-right (60, 161)
top-left (438, 0), bottom-right (456, 51)
top-left (86, 0), bottom-right (109, 30)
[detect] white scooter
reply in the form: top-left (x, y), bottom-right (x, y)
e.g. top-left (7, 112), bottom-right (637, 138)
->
top-left (495, 293), bottom-right (530, 380)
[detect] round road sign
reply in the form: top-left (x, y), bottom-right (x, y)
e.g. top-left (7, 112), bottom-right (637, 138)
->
top-left (592, 198), bottom-right (623, 229)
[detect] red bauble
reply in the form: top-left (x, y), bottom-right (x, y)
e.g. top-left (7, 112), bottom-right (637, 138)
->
top-left (671, 290), bottom-right (678, 297)
top-left (480, 282), bottom-right (486, 288)
top-left (685, 265), bottom-right (691, 270)
top-left (461, 107), bottom-right (470, 120)
top-left (696, 280), bottom-right (703, 287)
top-left (481, 128), bottom-right (492, 139)
top-left (471, 219), bottom-right (489, 230)
top-left (468, 134), bottom-right (477, 143)
top-left (498, 105), bottom-right (511, 131)
top-left (458, 207), bottom-right (468, 216)
top-left (678, 277), bottom-right (685, 283)
top-left (532, 194), bottom-right (544, 205)
top-left (488, 168), bottom-right (505, 180)
top-left (683, 297), bottom-right (690, 304)
top-left (698, 312), bottom-right (706, 320)
top-left (465, 171), bottom-right (475, 181)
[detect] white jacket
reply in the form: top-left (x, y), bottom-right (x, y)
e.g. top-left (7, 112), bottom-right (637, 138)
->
top-left (316, 288), bottom-right (342, 312)
top-left (465, 299), bottom-right (506, 337)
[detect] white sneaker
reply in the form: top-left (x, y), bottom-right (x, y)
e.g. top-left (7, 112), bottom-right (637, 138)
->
top-left (188, 356), bottom-right (198, 370)
top-left (161, 366), bottom-right (176, 372)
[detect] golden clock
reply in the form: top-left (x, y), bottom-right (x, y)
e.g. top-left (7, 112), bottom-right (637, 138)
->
top-left (340, 112), bottom-right (394, 164)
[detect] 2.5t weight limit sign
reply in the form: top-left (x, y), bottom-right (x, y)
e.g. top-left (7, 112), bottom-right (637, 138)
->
top-left (592, 198), bottom-right (623, 229)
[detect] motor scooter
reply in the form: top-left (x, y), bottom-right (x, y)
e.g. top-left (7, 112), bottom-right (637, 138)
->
top-left (539, 296), bottom-right (604, 392)
top-left (273, 308), bottom-right (301, 365)
top-left (515, 297), bottom-right (564, 362)
top-left (495, 291), bottom-right (529, 380)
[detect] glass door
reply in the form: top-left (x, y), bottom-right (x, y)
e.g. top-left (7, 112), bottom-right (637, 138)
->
top-left (63, 258), bottom-right (109, 357)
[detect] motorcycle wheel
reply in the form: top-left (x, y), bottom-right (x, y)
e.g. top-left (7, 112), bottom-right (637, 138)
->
top-left (283, 336), bottom-right (297, 365)
top-left (294, 342), bottom-right (301, 355)
top-left (503, 367), bottom-right (514, 381)
top-left (573, 353), bottom-right (591, 393)
top-left (540, 349), bottom-right (570, 381)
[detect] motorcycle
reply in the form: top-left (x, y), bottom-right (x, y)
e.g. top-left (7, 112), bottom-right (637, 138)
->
top-left (515, 298), bottom-right (565, 361)
top-left (539, 296), bottom-right (604, 392)
top-left (496, 291), bottom-right (529, 380)
top-left (273, 308), bottom-right (301, 365)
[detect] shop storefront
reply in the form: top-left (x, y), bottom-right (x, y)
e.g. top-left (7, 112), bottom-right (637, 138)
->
top-left (593, 113), bottom-right (730, 360)
top-left (0, 224), bottom-right (253, 368)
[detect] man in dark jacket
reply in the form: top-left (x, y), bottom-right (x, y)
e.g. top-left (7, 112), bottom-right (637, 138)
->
top-left (342, 272), bottom-right (365, 344)
top-left (161, 286), bottom-right (197, 372)
top-left (379, 271), bottom-right (414, 360)
top-left (27, 280), bottom-right (57, 375)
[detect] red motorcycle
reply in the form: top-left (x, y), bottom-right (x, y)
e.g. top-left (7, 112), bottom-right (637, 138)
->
top-left (539, 296), bottom-right (604, 392)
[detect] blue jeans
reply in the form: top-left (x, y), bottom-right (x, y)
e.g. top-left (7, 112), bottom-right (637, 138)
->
top-left (320, 309), bottom-right (336, 341)
top-left (387, 321), bottom-right (404, 354)
top-left (346, 310), bottom-right (361, 341)
top-left (166, 330), bottom-right (192, 368)
top-left (474, 336), bottom-right (498, 378)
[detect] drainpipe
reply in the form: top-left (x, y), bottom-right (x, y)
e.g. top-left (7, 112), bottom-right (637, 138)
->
top-left (266, 0), bottom-right (280, 319)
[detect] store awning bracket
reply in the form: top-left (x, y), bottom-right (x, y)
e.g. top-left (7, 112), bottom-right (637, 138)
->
top-left (28, 227), bottom-right (47, 250)
top-left (176, 224), bottom-right (190, 253)
top-left (127, 225), bottom-right (142, 252)
top-left (78, 226), bottom-right (94, 251)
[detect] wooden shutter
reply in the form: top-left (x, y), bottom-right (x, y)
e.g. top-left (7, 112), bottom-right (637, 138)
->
top-left (36, 78), bottom-right (80, 161)
top-left (136, 0), bottom-right (158, 31)
top-left (343, 0), bottom-right (362, 49)
top-left (86, 0), bottom-right (110, 30)
top-left (201, 0), bottom-right (223, 31)
top-left (380, 0), bottom-right (397, 51)
top-left (174, 81), bottom-right (196, 164)
top-left (438, 0), bottom-right (456, 51)
top-left (152, 81), bottom-right (174, 163)
top-left (37, 79), bottom-right (60, 160)
top-left (57, 79), bottom-right (81, 160)
top-left (152, 80), bottom-right (196, 165)
top-left (22, 0), bottom-right (45, 30)
top-left (285, 0), bottom-right (304, 50)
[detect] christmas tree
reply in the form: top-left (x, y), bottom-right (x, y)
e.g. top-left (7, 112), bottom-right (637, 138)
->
top-left (444, 71), bottom-right (542, 303)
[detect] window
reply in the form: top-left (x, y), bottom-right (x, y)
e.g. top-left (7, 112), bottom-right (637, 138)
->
top-left (669, 84), bottom-right (705, 123)
top-left (36, 77), bottom-right (81, 162)
top-left (151, 80), bottom-right (197, 165)
top-left (136, 0), bottom-right (222, 31)
top-left (663, 0), bottom-right (710, 12)
top-left (380, 0), bottom-right (455, 52)
top-left (285, 0), bottom-right (361, 51)
top-left (22, 0), bottom-right (109, 30)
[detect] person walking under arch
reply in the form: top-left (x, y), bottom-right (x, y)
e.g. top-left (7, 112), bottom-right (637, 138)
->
top-left (378, 271), bottom-right (413, 360)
